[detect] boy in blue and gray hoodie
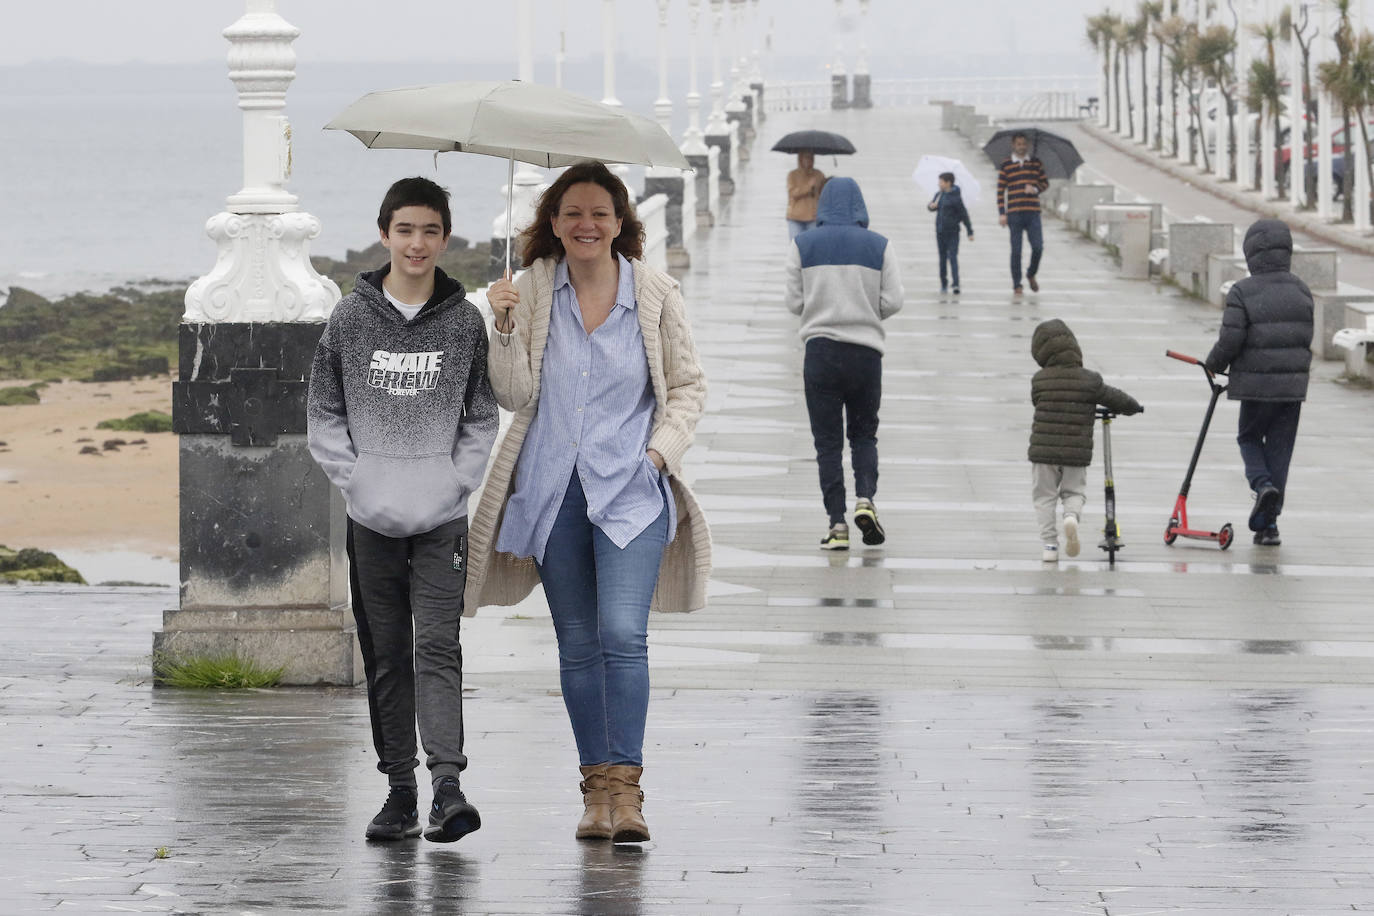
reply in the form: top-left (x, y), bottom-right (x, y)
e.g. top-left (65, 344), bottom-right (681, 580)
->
top-left (926, 172), bottom-right (974, 293)
top-left (785, 177), bottom-right (904, 550)
top-left (307, 177), bottom-right (497, 844)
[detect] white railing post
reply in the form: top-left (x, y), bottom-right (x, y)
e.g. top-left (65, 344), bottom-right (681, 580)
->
top-left (704, 0), bottom-right (734, 195)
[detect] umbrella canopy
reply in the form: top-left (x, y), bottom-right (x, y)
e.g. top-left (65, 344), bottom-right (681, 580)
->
top-left (981, 128), bottom-right (1084, 180)
top-left (770, 129), bottom-right (856, 156)
top-left (911, 155), bottom-right (982, 206)
top-left (325, 80), bottom-right (690, 170)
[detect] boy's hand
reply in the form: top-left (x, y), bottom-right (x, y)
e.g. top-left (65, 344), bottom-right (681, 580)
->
top-left (489, 269), bottom-right (518, 333)
top-left (968, 232), bottom-right (975, 241)
top-left (647, 448), bottom-right (665, 471)
top-left (999, 215), bottom-right (1007, 227)
top-left (927, 201), bottom-right (938, 211)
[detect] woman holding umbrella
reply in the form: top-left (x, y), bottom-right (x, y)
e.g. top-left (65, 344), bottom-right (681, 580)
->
top-left (466, 162), bottom-right (710, 844)
top-left (786, 150), bottom-right (826, 239)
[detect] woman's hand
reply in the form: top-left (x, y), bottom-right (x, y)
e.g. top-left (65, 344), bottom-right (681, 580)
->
top-left (647, 448), bottom-right (665, 472)
top-left (489, 269), bottom-right (519, 333)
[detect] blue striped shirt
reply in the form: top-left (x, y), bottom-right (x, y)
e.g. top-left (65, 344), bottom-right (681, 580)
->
top-left (496, 254), bottom-right (675, 562)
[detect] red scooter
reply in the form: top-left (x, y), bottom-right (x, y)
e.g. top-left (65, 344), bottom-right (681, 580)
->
top-left (1163, 351), bottom-right (1235, 550)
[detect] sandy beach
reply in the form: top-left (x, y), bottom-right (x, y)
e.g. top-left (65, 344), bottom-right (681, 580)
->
top-left (0, 377), bottom-right (177, 583)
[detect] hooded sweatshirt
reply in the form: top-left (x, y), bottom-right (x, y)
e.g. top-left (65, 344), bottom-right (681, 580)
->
top-left (931, 186), bottom-right (973, 236)
top-left (307, 266), bottom-right (498, 538)
top-left (1029, 319), bottom-right (1142, 467)
top-left (784, 177), bottom-right (903, 355)
top-left (1204, 219), bottom-right (1314, 402)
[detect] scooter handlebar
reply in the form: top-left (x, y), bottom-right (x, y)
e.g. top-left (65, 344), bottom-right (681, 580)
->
top-left (1166, 350), bottom-right (1200, 364)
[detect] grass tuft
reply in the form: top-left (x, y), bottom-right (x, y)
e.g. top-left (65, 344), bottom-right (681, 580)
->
top-left (153, 652), bottom-right (285, 689)
top-left (96, 410), bottom-right (174, 433)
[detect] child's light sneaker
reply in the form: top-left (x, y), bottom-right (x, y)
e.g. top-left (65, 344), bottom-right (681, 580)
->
top-left (1063, 515), bottom-right (1080, 558)
top-left (820, 522), bottom-right (850, 551)
top-left (1041, 544), bottom-right (1059, 563)
top-left (853, 498), bottom-right (886, 545)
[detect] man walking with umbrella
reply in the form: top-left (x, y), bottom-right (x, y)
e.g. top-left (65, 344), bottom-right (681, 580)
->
top-left (997, 132), bottom-right (1050, 295)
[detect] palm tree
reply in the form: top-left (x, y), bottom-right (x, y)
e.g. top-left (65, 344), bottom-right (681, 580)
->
top-left (1143, 1), bottom-right (1166, 149)
top-left (1320, 4), bottom-right (1370, 221)
top-left (1247, 16), bottom-right (1285, 191)
top-left (1192, 24), bottom-right (1237, 179)
top-left (1128, 8), bottom-right (1153, 143)
top-left (1115, 20), bottom-right (1135, 136)
top-left (1156, 15), bottom-right (1194, 158)
top-left (1086, 11), bottom-right (1120, 127)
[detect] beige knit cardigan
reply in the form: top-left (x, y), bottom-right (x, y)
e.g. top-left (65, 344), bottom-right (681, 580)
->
top-left (462, 256), bottom-right (711, 616)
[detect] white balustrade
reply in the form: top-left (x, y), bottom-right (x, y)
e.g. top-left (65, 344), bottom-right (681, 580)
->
top-left (638, 193), bottom-right (670, 272)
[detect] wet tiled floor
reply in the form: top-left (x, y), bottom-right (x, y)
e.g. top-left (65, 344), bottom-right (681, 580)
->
top-left (4, 106), bottom-right (1374, 913)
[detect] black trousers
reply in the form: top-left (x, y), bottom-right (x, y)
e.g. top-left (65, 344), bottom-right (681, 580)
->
top-left (803, 337), bottom-right (882, 524)
top-left (936, 229), bottom-right (962, 289)
top-left (1237, 400), bottom-right (1302, 517)
top-left (348, 515), bottom-right (469, 789)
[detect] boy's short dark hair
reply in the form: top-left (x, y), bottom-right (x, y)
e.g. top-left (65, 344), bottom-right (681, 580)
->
top-left (1011, 131), bottom-right (1029, 143)
top-left (377, 177), bottom-right (452, 237)
top-left (938, 171), bottom-right (956, 184)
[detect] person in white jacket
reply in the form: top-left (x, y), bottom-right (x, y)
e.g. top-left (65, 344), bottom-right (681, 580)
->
top-left (784, 176), bottom-right (903, 550)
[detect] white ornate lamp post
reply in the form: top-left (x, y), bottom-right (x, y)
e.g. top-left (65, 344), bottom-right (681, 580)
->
top-left (723, 0), bottom-right (750, 142)
top-left (831, 0), bottom-right (849, 109)
top-left (852, 0), bottom-right (872, 108)
top-left (645, 0), bottom-right (692, 267)
top-left (489, 0), bottom-right (548, 279)
top-left (157, 0), bottom-right (357, 687)
top-left (704, 0), bottom-right (734, 195)
top-left (682, 0), bottom-right (716, 226)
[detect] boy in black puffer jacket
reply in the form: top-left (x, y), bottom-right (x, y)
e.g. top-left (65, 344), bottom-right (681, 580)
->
top-left (1204, 219), bottom-right (1313, 546)
top-left (1029, 319), bottom-right (1143, 562)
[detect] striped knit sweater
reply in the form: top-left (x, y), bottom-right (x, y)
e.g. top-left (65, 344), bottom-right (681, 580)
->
top-left (997, 157), bottom-right (1049, 215)
top-left (463, 255), bottom-right (712, 615)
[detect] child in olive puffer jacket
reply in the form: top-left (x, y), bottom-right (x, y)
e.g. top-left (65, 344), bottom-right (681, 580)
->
top-left (1029, 319), bottom-right (1142, 562)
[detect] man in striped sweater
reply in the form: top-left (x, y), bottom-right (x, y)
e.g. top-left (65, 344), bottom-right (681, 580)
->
top-left (997, 132), bottom-right (1050, 294)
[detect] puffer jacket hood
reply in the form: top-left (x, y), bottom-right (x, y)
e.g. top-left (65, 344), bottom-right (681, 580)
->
top-left (1243, 219), bottom-right (1293, 274)
top-left (816, 177), bottom-right (869, 228)
top-left (1031, 318), bottom-right (1083, 368)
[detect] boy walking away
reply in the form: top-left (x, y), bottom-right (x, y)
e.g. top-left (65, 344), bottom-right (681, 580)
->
top-left (307, 177), bottom-right (498, 843)
top-left (997, 132), bottom-right (1049, 295)
top-left (785, 177), bottom-right (904, 550)
top-left (1204, 219), bottom-right (1313, 546)
top-left (1029, 319), bottom-right (1142, 562)
top-left (927, 171), bottom-right (974, 294)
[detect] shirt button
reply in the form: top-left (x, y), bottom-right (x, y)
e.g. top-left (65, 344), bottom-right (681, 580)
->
top-left (582, 371), bottom-right (588, 377)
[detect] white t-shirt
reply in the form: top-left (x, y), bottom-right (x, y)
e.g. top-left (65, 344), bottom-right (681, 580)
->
top-left (383, 286), bottom-right (425, 321)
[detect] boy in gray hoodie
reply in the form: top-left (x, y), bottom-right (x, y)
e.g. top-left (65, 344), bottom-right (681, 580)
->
top-left (308, 177), bottom-right (497, 843)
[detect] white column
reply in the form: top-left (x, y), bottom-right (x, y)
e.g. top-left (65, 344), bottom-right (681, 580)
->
top-left (855, 0), bottom-right (869, 77)
top-left (833, 0), bottom-right (846, 80)
top-left (555, 0), bottom-right (567, 89)
top-left (601, 0), bottom-right (620, 106)
top-left (1236, 0), bottom-right (1251, 187)
top-left (1289, 1), bottom-right (1305, 207)
top-left (683, 0), bottom-right (707, 154)
top-left (1262, 98), bottom-right (1276, 196)
top-left (725, 0), bottom-right (746, 116)
top-left (705, 0), bottom-right (728, 136)
top-left (648, 0), bottom-right (677, 179)
top-left (185, 0), bottom-right (339, 323)
top-left (492, 0), bottom-right (546, 265)
top-left (749, 0), bottom-right (764, 86)
top-left (1318, 1), bottom-right (1334, 219)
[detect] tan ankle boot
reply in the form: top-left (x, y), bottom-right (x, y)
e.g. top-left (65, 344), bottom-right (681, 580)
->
top-left (606, 764), bottom-right (650, 843)
top-left (576, 764), bottom-right (612, 840)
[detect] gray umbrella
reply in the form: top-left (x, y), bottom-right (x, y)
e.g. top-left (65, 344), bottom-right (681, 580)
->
top-left (981, 127), bottom-right (1084, 179)
top-left (326, 80), bottom-right (690, 272)
top-left (770, 129), bottom-right (857, 156)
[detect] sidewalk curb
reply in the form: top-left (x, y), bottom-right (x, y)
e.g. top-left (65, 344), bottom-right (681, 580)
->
top-left (1081, 121), bottom-right (1374, 259)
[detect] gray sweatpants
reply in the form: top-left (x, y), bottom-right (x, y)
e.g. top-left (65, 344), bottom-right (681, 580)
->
top-left (347, 515), bottom-right (469, 789)
top-left (1031, 463), bottom-right (1087, 545)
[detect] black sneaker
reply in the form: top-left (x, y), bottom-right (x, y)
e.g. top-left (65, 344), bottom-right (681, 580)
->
top-left (952, 286), bottom-right (960, 295)
top-left (1254, 525), bottom-right (1281, 546)
top-left (423, 777), bottom-right (481, 843)
top-left (365, 786), bottom-right (421, 841)
top-left (1250, 484), bottom-right (1280, 532)
top-left (853, 498), bottom-right (886, 546)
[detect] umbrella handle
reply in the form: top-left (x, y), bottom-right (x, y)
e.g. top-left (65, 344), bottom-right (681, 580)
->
top-left (505, 156), bottom-right (514, 277)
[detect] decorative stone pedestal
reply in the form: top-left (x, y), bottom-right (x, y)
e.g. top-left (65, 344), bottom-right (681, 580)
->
top-left (645, 173), bottom-right (691, 269)
top-left (832, 74), bottom-right (849, 109)
top-left (706, 133), bottom-right (735, 196)
top-left (851, 74), bottom-right (872, 109)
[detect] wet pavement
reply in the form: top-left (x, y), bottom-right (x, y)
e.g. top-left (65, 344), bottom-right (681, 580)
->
top-left (5, 106), bottom-right (1374, 913)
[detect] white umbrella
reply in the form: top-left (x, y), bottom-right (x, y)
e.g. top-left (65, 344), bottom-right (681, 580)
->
top-left (325, 80), bottom-right (691, 272)
top-left (911, 155), bottom-right (982, 206)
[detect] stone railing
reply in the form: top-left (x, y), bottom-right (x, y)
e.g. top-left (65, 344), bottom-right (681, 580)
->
top-left (763, 80), bottom-right (831, 112)
top-left (875, 76), bottom-right (1096, 108)
top-left (639, 193), bottom-right (670, 273)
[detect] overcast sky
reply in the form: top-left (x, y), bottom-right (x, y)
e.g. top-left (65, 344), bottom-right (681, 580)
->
top-left (2, 0), bottom-right (1102, 73)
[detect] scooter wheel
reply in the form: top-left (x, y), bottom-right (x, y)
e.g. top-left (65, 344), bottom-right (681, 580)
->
top-left (1164, 518), bottom-right (1179, 546)
top-left (1218, 523), bottom-right (1234, 550)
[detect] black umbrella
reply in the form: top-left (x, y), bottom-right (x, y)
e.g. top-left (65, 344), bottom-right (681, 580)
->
top-left (982, 127), bottom-right (1083, 179)
top-left (771, 129), bottom-right (856, 156)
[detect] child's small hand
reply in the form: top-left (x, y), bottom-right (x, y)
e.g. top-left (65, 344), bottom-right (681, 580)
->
top-left (927, 201), bottom-right (938, 211)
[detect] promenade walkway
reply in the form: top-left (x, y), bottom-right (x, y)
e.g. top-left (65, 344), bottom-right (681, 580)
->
top-left (5, 105), bottom-right (1374, 914)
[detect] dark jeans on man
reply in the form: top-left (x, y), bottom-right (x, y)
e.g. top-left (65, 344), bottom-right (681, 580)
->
top-left (1237, 400), bottom-right (1302, 517)
top-left (803, 336), bottom-right (882, 524)
top-left (348, 515), bottom-right (469, 790)
top-left (1006, 210), bottom-right (1043, 288)
top-left (936, 229), bottom-right (962, 289)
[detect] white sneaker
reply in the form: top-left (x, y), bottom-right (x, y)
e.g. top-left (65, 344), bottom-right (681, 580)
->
top-left (1041, 545), bottom-right (1059, 563)
top-left (1063, 516), bottom-right (1080, 558)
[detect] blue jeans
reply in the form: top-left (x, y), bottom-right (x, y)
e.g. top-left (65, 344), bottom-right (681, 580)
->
top-left (803, 337), bottom-right (882, 524)
top-left (1006, 210), bottom-right (1043, 288)
top-left (788, 219), bottom-right (817, 240)
top-left (1237, 400), bottom-right (1302, 518)
top-left (936, 229), bottom-right (962, 289)
top-left (536, 473), bottom-right (668, 766)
